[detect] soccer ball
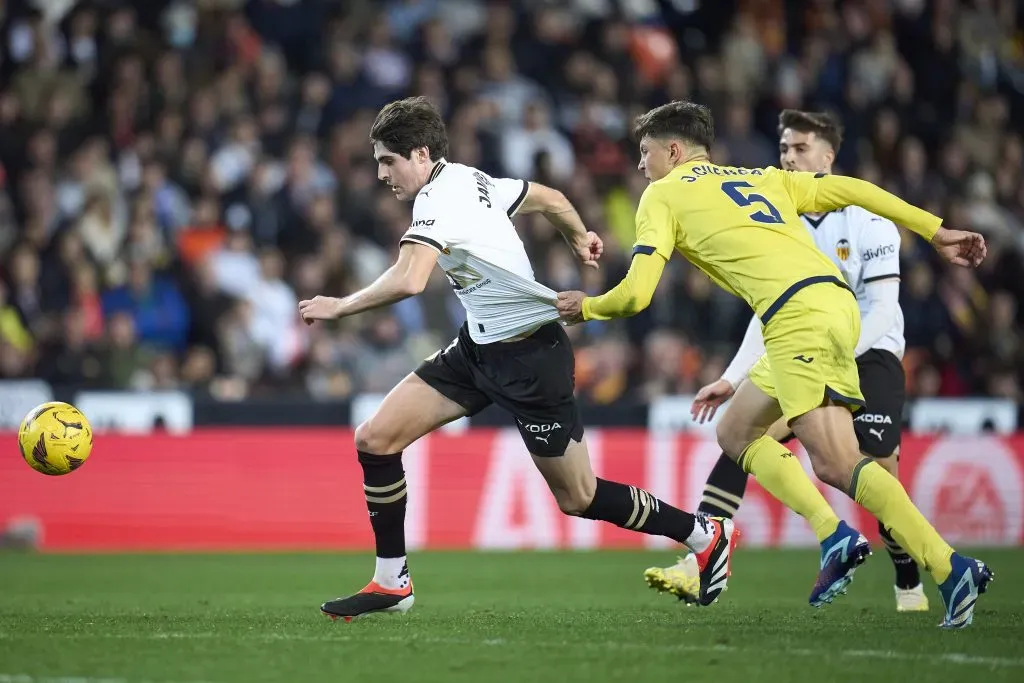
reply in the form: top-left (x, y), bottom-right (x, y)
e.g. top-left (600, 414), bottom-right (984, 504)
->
top-left (18, 401), bottom-right (94, 476)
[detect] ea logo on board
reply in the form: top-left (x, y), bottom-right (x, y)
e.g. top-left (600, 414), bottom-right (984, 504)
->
top-left (912, 438), bottom-right (1024, 545)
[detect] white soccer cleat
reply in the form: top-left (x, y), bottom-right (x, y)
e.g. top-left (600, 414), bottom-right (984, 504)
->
top-left (644, 553), bottom-right (700, 605)
top-left (895, 583), bottom-right (930, 612)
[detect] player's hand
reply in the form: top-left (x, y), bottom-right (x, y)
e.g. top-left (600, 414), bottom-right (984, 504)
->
top-left (299, 296), bottom-right (342, 325)
top-left (931, 227), bottom-right (987, 267)
top-left (556, 290), bottom-right (586, 325)
top-left (691, 379), bottom-right (736, 423)
top-left (573, 231), bottom-right (603, 269)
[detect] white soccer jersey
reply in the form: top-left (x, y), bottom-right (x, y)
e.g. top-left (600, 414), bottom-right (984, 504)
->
top-left (399, 159), bottom-right (561, 344)
top-left (802, 206), bottom-right (906, 358)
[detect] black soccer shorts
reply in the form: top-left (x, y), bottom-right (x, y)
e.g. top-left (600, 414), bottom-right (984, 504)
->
top-left (851, 348), bottom-right (905, 458)
top-left (415, 322), bottom-right (585, 457)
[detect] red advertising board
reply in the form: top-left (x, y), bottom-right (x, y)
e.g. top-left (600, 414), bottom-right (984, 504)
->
top-left (1, 429), bottom-right (1022, 551)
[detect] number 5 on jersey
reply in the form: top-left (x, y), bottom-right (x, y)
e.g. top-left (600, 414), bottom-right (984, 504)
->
top-left (722, 180), bottom-right (783, 224)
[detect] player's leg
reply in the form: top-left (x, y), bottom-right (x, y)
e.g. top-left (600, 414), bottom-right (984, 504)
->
top-left (486, 323), bottom-right (738, 606)
top-left (717, 373), bottom-right (844, 544)
top-left (787, 293), bottom-right (992, 626)
top-left (644, 416), bottom-right (793, 602)
top-left (851, 350), bottom-right (926, 611)
top-left (321, 333), bottom-right (489, 621)
top-left (736, 293), bottom-right (881, 607)
top-left (531, 437), bottom-right (737, 606)
top-left (698, 452), bottom-right (753, 519)
top-left (791, 404), bottom-right (992, 626)
top-left (529, 437), bottom-right (703, 550)
top-left (873, 450), bottom-right (928, 611)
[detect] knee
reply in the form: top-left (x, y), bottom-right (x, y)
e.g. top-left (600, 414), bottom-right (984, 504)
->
top-left (809, 457), bottom-right (848, 490)
top-left (354, 419), bottom-right (402, 455)
top-left (554, 477), bottom-right (597, 516)
top-left (716, 419), bottom-right (748, 460)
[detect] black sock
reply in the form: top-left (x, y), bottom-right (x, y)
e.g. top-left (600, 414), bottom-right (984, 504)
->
top-left (879, 521), bottom-right (920, 589)
top-left (581, 478), bottom-right (697, 544)
top-left (697, 453), bottom-right (749, 519)
top-left (358, 450), bottom-right (407, 558)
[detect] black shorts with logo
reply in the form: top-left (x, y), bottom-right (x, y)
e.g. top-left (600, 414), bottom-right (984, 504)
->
top-left (414, 322), bottom-right (584, 456)
top-left (851, 348), bottom-right (905, 458)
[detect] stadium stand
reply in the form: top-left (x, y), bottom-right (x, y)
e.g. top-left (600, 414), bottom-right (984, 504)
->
top-left (1, 0), bottom-right (1022, 407)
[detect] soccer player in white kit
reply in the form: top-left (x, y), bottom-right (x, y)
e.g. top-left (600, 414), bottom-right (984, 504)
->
top-left (643, 110), bottom-right (929, 612)
top-left (298, 97), bottom-right (738, 621)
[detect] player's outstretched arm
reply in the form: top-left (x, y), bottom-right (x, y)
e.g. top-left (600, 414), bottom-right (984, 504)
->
top-left (556, 252), bottom-right (666, 324)
top-left (517, 182), bottom-right (603, 268)
top-left (298, 242), bottom-right (438, 324)
top-left (779, 171), bottom-right (987, 267)
top-left (556, 185), bottom-right (674, 324)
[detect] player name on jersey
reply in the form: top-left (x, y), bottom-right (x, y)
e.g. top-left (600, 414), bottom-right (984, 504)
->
top-left (678, 164), bottom-right (765, 182)
top-left (399, 160), bottom-right (560, 344)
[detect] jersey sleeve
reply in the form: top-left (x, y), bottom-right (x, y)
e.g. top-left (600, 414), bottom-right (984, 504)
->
top-left (721, 314), bottom-right (765, 387)
top-left (633, 185), bottom-right (676, 260)
top-left (491, 177), bottom-right (530, 218)
top-left (582, 247), bottom-right (667, 321)
top-left (857, 212), bottom-right (901, 283)
top-left (401, 194), bottom-right (456, 253)
top-left (776, 169), bottom-right (942, 241)
top-left (854, 279), bottom-right (900, 357)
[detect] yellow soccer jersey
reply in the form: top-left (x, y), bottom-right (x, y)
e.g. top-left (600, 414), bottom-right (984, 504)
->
top-left (583, 161), bottom-right (942, 323)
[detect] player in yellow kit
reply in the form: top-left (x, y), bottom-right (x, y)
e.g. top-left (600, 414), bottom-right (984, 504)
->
top-left (556, 101), bottom-right (993, 629)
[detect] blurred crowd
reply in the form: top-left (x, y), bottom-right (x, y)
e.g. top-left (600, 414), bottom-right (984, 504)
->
top-left (1, 0), bottom-right (1023, 406)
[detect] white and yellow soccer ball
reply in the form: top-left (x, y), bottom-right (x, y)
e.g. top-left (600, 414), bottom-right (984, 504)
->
top-left (18, 401), bottom-right (94, 476)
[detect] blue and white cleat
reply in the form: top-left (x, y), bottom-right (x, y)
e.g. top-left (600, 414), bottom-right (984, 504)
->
top-left (938, 552), bottom-right (993, 630)
top-left (809, 520), bottom-right (871, 607)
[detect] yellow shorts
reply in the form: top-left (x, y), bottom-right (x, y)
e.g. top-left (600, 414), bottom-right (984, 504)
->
top-left (748, 282), bottom-right (864, 421)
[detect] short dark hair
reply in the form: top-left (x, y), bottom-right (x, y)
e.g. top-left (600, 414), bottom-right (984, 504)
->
top-left (632, 101), bottom-right (715, 151)
top-left (777, 110), bottom-right (843, 153)
top-left (370, 96), bottom-right (448, 160)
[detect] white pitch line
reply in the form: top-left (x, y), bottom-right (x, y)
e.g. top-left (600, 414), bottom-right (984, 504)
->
top-left (4, 632), bottom-right (1022, 669)
top-left (841, 649), bottom-right (1024, 669)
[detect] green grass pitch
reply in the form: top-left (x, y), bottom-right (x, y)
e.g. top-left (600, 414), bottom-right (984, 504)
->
top-left (1, 549), bottom-right (1022, 683)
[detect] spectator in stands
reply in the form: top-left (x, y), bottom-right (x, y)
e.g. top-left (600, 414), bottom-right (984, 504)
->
top-left (101, 260), bottom-right (189, 352)
top-left (0, 0), bottom-right (1020, 408)
top-left (501, 100), bottom-right (575, 183)
top-left (43, 307), bottom-right (103, 388)
top-left (0, 279), bottom-right (32, 368)
top-left (100, 311), bottom-right (151, 390)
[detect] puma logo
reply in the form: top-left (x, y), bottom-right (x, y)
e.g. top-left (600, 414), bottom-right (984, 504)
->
top-left (793, 354), bottom-right (814, 364)
top-left (869, 428), bottom-right (885, 441)
top-left (535, 434), bottom-right (551, 445)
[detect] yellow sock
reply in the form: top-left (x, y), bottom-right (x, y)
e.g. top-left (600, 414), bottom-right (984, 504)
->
top-left (739, 436), bottom-right (839, 542)
top-left (850, 459), bottom-right (954, 583)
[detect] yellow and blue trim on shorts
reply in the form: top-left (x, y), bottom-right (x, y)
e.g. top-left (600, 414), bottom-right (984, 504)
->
top-left (759, 274), bottom-right (865, 414)
top-left (760, 275), bottom-right (853, 326)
